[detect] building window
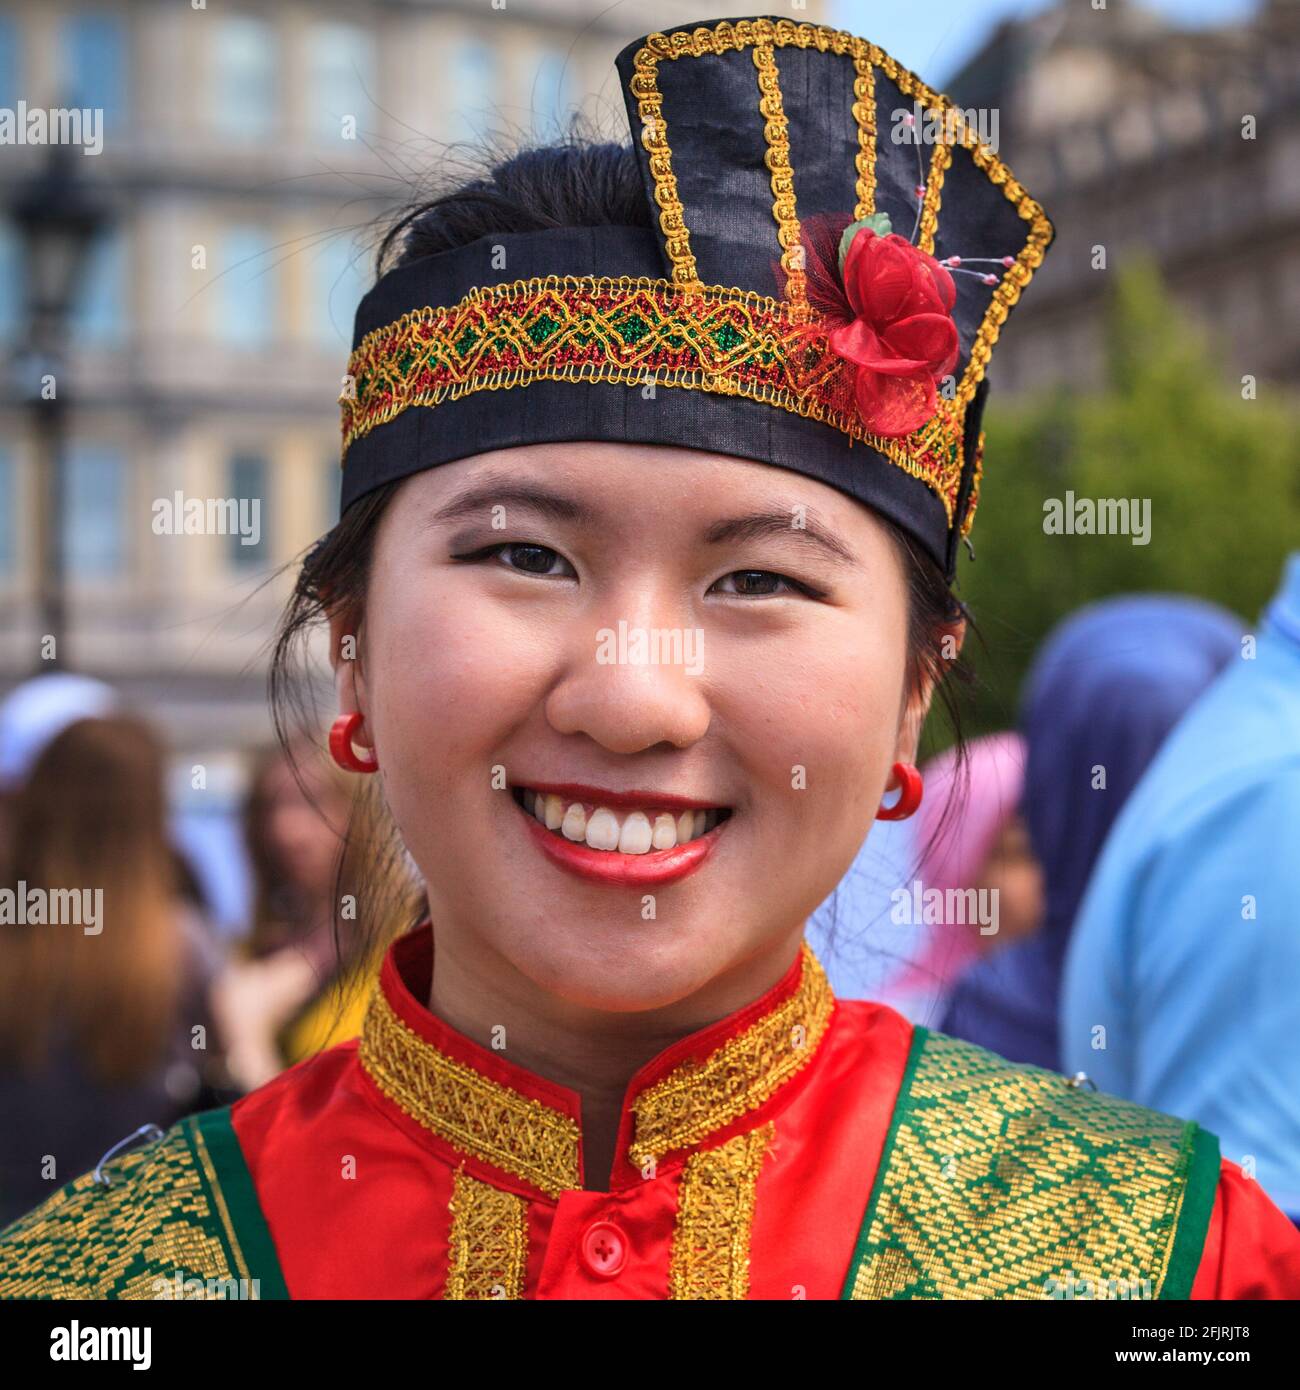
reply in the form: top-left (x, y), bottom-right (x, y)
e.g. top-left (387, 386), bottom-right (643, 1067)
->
top-left (71, 228), bottom-right (126, 344)
top-left (532, 50), bottom-right (568, 139)
top-left (218, 226), bottom-right (274, 348)
top-left (0, 448), bottom-right (14, 577)
top-left (65, 445), bottom-right (124, 578)
top-left (0, 16), bottom-right (21, 110)
top-left (226, 454), bottom-right (268, 569)
top-left (312, 233), bottom-right (368, 345)
top-left (306, 22), bottom-right (375, 143)
top-left (0, 223), bottom-right (18, 344)
top-left (62, 13), bottom-right (128, 130)
top-left (451, 39), bottom-right (498, 142)
top-left (212, 14), bottom-right (277, 141)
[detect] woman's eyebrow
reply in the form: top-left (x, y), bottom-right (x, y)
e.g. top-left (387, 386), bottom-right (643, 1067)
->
top-left (427, 479), bottom-right (593, 528)
top-left (702, 510), bottom-right (859, 565)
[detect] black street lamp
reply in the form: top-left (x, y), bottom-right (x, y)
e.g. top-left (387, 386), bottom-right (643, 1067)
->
top-left (10, 143), bottom-right (112, 670)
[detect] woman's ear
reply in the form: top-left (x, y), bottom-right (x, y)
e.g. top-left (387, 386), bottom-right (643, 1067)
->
top-left (893, 615), bottom-right (966, 768)
top-left (328, 605), bottom-right (365, 719)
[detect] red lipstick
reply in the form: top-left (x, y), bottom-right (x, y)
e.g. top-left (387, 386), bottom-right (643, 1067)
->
top-left (515, 802), bottom-right (727, 887)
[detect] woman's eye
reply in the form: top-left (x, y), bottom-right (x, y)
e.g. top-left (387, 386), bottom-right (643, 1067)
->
top-left (710, 569), bottom-right (806, 597)
top-left (492, 543), bottom-right (575, 578)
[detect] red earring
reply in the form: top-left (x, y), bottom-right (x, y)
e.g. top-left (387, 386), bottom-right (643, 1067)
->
top-left (876, 761), bottom-right (922, 820)
top-left (328, 712), bottom-right (379, 774)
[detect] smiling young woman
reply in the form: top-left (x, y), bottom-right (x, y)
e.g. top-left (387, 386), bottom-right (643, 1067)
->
top-left (3, 15), bottom-right (1299, 1302)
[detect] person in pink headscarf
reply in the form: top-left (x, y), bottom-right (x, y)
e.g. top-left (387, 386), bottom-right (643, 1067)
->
top-left (868, 731), bottom-right (1040, 1024)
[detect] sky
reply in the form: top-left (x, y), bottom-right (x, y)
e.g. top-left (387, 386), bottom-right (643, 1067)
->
top-left (829, 0), bottom-right (1261, 85)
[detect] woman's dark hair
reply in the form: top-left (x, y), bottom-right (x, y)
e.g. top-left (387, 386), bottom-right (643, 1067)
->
top-left (271, 135), bottom-right (977, 964)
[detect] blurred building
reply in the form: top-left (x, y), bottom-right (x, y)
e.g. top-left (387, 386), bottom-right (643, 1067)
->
top-left (0, 0), bottom-right (827, 774)
top-left (947, 0), bottom-right (1300, 395)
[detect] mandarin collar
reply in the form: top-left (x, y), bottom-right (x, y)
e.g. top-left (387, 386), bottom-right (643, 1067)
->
top-left (357, 923), bottom-right (835, 1198)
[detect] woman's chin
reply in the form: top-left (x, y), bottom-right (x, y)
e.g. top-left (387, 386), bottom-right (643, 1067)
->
top-left (495, 925), bottom-right (734, 1016)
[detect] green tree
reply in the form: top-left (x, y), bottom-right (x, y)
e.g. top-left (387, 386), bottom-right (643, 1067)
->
top-left (943, 260), bottom-right (1300, 745)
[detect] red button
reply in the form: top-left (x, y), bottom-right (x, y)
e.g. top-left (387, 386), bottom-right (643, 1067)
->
top-left (580, 1220), bottom-right (628, 1278)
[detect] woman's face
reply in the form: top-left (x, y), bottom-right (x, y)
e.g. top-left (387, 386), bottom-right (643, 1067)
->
top-left (333, 442), bottom-right (943, 1012)
top-left (976, 813), bottom-right (1044, 946)
top-left (261, 756), bottom-right (347, 898)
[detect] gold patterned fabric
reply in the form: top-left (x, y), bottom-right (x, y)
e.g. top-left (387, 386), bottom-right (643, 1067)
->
top-left (342, 277), bottom-right (809, 457)
top-left (444, 1169), bottom-right (529, 1300)
top-left (340, 278), bottom-right (979, 530)
top-left (358, 939), bottom-right (833, 1198)
top-left (669, 1123), bottom-right (774, 1299)
top-left (0, 1109), bottom-right (287, 1300)
top-left (359, 985), bottom-right (583, 1199)
top-left (630, 942), bottom-right (833, 1170)
top-left (843, 1029), bottom-right (1220, 1301)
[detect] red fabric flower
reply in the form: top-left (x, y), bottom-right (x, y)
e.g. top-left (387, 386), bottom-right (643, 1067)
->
top-left (790, 216), bottom-right (960, 438)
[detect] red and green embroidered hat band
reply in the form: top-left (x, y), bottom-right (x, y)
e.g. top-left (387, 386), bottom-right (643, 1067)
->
top-left (337, 16), bottom-right (1053, 580)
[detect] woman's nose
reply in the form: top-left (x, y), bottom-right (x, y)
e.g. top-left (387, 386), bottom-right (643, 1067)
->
top-left (543, 609), bottom-right (712, 755)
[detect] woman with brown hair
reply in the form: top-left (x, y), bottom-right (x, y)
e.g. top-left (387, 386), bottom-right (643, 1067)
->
top-left (0, 714), bottom-right (222, 1225)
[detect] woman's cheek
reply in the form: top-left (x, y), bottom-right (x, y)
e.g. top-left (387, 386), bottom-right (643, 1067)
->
top-left (367, 590), bottom-right (498, 802)
top-left (717, 632), bottom-right (897, 849)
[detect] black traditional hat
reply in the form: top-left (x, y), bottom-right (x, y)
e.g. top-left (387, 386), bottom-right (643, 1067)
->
top-left (339, 15), bottom-right (1052, 580)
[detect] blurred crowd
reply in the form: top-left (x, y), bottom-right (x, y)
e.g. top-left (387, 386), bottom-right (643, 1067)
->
top-left (1, 552), bottom-right (1297, 1230)
top-left (0, 679), bottom-right (403, 1225)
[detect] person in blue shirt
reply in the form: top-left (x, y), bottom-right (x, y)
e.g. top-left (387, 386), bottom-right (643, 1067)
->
top-left (941, 594), bottom-right (1241, 1070)
top-left (1061, 553), bottom-right (1300, 1222)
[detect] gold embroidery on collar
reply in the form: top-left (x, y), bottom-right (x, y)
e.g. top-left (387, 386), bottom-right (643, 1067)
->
top-left (444, 1169), bottom-right (528, 1300)
top-left (669, 1122), bottom-right (773, 1299)
top-left (629, 943), bottom-right (834, 1170)
top-left (359, 988), bottom-right (581, 1198)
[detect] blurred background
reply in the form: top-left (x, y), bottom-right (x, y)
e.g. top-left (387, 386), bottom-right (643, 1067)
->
top-left (0, 0), bottom-right (1297, 1220)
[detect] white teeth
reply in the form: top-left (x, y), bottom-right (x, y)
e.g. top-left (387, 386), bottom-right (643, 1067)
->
top-left (523, 791), bottom-right (725, 853)
top-left (585, 807), bottom-right (620, 851)
top-left (652, 814), bottom-right (678, 850)
top-left (561, 803), bottom-right (587, 841)
top-left (618, 811), bottom-right (653, 854)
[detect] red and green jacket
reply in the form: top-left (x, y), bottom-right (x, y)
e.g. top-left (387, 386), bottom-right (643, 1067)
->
top-left (3, 924), bottom-right (1298, 1299)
